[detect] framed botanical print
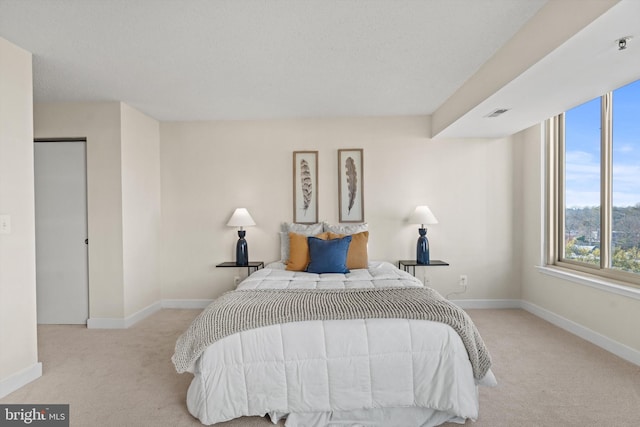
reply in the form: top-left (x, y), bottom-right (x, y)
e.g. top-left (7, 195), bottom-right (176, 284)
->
top-left (338, 148), bottom-right (364, 223)
top-left (293, 151), bottom-right (318, 224)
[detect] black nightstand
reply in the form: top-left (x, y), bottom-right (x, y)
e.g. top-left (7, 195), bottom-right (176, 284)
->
top-left (398, 260), bottom-right (449, 277)
top-left (216, 261), bottom-right (265, 276)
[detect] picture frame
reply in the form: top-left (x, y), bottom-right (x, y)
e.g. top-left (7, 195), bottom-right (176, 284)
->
top-left (293, 151), bottom-right (318, 224)
top-left (338, 148), bottom-right (364, 223)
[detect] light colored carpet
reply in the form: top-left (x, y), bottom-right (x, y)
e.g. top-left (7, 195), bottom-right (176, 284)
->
top-left (2, 309), bottom-right (639, 426)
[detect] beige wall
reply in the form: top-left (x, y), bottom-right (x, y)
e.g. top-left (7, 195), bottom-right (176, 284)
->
top-left (34, 102), bottom-right (161, 322)
top-left (28, 100), bottom-right (640, 358)
top-left (0, 38), bottom-right (40, 392)
top-left (515, 124), bottom-right (640, 353)
top-left (34, 102), bottom-right (125, 319)
top-left (160, 116), bottom-right (519, 300)
top-left (120, 104), bottom-right (162, 317)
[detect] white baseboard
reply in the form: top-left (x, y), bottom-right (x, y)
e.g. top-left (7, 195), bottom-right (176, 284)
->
top-left (450, 299), bottom-right (522, 309)
top-left (87, 317), bottom-right (126, 329)
top-left (161, 299), bottom-right (213, 309)
top-left (87, 301), bottom-right (162, 329)
top-left (453, 298), bottom-right (640, 367)
top-left (521, 300), bottom-right (640, 366)
top-left (124, 301), bottom-right (162, 328)
top-left (83, 296), bottom-right (640, 368)
top-left (0, 362), bottom-right (42, 399)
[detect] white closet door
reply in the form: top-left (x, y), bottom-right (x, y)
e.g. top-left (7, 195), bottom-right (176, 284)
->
top-left (34, 141), bottom-right (89, 324)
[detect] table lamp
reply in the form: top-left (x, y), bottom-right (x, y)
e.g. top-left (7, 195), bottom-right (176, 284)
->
top-left (409, 206), bottom-right (438, 264)
top-left (226, 208), bottom-right (255, 266)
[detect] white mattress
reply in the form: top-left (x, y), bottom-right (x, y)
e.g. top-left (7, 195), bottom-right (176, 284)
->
top-left (238, 261), bottom-right (423, 290)
top-left (184, 262), bottom-right (496, 426)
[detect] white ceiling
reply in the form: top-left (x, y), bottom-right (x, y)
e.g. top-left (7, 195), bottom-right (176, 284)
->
top-left (0, 1), bottom-right (545, 119)
top-left (1, 0), bottom-right (638, 138)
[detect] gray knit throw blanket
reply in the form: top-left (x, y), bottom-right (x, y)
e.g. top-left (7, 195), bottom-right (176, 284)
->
top-left (172, 287), bottom-right (492, 380)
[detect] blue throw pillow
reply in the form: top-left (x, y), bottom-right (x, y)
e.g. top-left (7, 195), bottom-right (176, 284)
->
top-left (306, 235), bottom-right (352, 274)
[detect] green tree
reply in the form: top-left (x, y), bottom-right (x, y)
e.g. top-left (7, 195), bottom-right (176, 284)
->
top-left (612, 247), bottom-right (640, 273)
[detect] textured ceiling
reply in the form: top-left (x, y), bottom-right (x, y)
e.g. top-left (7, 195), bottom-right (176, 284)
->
top-left (0, 0), bottom-right (547, 121)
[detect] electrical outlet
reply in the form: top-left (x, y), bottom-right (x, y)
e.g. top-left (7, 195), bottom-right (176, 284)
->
top-left (459, 275), bottom-right (468, 287)
top-left (233, 276), bottom-right (241, 286)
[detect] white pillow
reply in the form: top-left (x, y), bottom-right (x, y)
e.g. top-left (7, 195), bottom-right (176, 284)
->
top-left (279, 232), bottom-right (290, 262)
top-left (280, 222), bottom-right (324, 261)
top-left (281, 222), bottom-right (323, 233)
top-left (323, 222), bottom-right (368, 235)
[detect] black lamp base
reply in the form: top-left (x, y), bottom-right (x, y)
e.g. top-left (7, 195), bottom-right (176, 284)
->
top-left (416, 227), bottom-right (430, 265)
top-left (236, 230), bottom-right (248, 266)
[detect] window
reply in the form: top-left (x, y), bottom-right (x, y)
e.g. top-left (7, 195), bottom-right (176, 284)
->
top-left (549, 79), bottom-right (640, 287)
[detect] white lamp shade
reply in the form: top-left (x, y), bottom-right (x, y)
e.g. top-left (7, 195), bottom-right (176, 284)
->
top-left (226, 208), bottom-right (256, 227)
top-left (409, 206), bottom-right (438, 226)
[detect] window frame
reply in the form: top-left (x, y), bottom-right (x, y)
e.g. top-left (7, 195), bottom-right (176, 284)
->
top-left (547, 92), bottom-right (640, 289)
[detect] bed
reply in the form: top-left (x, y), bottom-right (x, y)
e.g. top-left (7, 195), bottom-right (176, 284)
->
top-left (173, 224), bottom-right (496, 426)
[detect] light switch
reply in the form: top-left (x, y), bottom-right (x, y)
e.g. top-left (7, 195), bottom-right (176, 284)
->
top-left (0, 215), bottom-right (11, 234)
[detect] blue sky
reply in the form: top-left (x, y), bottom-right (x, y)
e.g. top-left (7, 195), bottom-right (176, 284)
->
top-left (565, 79), bottom-right (640, 208)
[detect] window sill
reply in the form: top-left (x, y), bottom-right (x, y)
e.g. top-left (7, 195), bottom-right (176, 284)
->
top-left (536, 266), bottom-right (640, 301)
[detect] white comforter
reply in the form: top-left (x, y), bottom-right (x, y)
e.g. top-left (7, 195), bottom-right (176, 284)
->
top-left (185, 262), bottom-right (496, 426)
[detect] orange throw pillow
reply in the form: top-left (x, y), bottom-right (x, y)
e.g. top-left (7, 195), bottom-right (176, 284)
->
top-left (328, 231), bottom-right (369, 269)
top-left (286, 231), bottom-right (330, 271)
